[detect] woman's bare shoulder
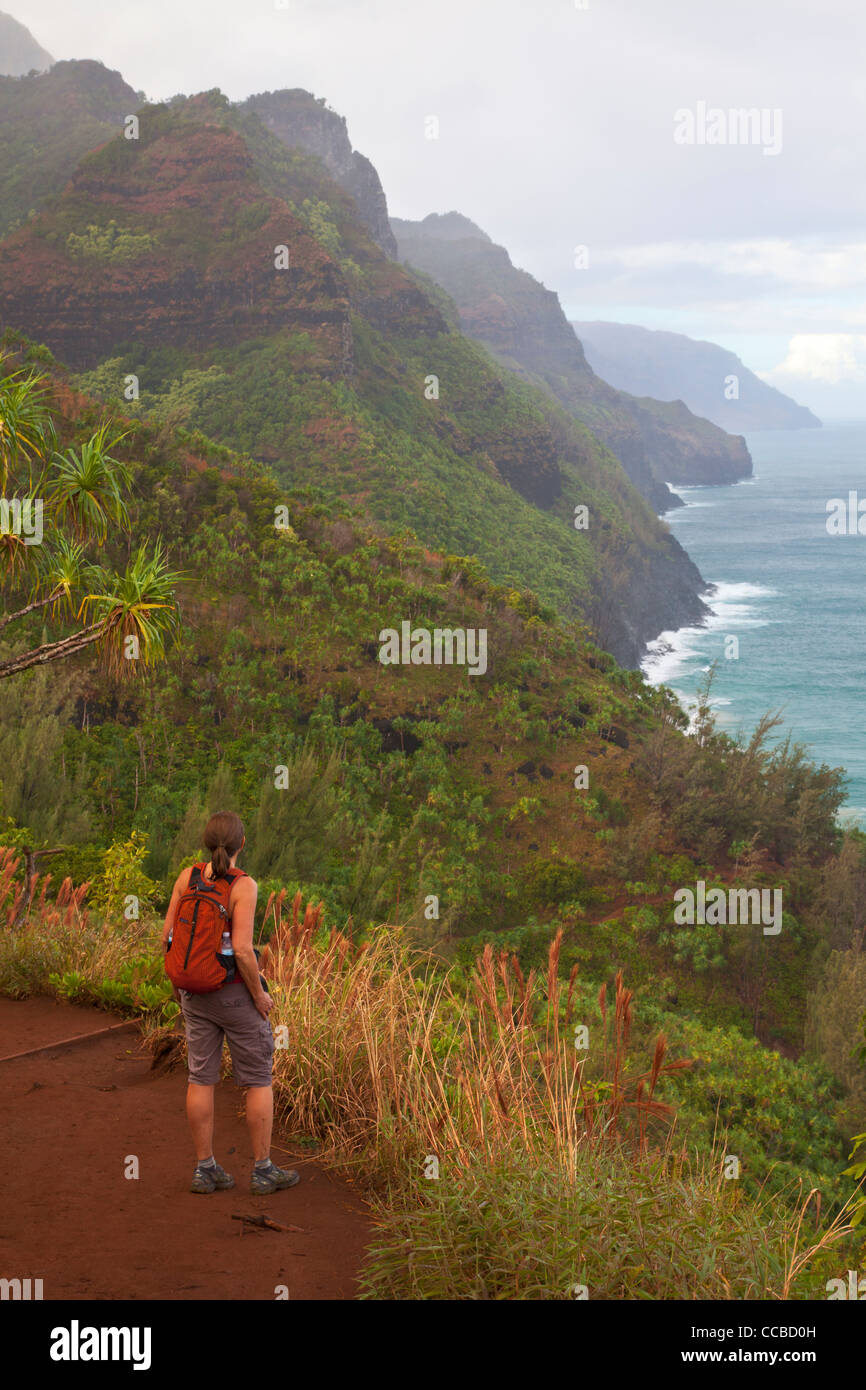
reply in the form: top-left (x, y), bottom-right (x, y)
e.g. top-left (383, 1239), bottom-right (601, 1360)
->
top-left (174, 863), bottom-right (199, 894)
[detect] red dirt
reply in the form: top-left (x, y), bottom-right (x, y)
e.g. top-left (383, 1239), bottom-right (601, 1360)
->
top-left (0, 997), bottom-right (372, 1300)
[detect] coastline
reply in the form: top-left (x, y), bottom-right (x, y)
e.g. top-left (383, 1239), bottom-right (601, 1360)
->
top-left (640, 449), bottom-right (866, 827)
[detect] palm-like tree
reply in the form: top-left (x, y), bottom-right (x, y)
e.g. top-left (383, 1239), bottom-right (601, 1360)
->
top-left (78, 541), bottom-right (182, 678)
top-left (0, 356), bottom-right (182, 682)
top-left (0, 540), bottom-right (183, 681)
top-left (36, 535), bottom-right (89, 617)
top-left (0, 362), bottom-right (55, 492)
top-left (0, 535), bottom-right (85, 635)
top-left (48, 423), bottom-right (132, 543)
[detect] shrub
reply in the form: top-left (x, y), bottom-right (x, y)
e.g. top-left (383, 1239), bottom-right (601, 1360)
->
top-left (90, 831), bottom-right (160, 921)
top-left (359, 1141), bottom-right (828, 1300)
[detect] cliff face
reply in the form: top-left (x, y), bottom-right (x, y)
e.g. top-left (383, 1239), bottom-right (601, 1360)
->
top-left (0, 94), bottom-right (444, 372)
top-left (243, 89), bottom-right (397, 258)
top-left (0, 69), bottom-right (400, 265)
top-left (392, 214), bottom-right (753, 508)
top-left (601, 395), bottom-right (755, 489)
top-left (575, 320), bottom-right (822, 432)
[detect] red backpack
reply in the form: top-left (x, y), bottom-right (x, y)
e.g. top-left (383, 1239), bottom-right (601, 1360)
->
top-left (165, 862), bottom-right (247, 994)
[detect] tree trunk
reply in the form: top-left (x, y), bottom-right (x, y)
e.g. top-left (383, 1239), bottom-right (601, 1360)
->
top-left (0, 621), bottom-right (104, 681)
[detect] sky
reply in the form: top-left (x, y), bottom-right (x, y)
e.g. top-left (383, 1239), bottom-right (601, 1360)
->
top-left (13, 0), bottom-right (866, 416)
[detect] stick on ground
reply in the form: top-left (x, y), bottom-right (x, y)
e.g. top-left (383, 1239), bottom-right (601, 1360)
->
top-left (232, 1213), bottom-right (306, 1234)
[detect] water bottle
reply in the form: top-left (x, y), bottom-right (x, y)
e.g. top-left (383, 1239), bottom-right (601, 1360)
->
top-left (219, 928), bottom-right (236, 983)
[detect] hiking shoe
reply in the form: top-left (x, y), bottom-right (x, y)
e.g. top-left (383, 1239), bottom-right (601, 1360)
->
top-left (190, 1162), bottom-right (235, 1194)
top-left (250, 1161), bottom-right (301, 1195)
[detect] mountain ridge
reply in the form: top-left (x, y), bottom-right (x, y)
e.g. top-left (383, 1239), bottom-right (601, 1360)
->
top-left (0, 59), bottom-right (141, 237)
top-left (392, 212), bottom-right (753, 508)
top-left (574, 319), bottom-right (822, 432)
top-left (0, 10), bottom-right (53, 76)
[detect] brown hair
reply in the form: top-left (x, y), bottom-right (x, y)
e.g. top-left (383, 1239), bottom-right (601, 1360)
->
top-left (203, 811), bottom-right (245, 879)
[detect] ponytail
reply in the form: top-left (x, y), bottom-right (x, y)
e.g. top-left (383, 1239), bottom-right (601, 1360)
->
top-left (211, 844), bottom-right (232, 878)
top-left (203, 811), bottom-right (245, 879)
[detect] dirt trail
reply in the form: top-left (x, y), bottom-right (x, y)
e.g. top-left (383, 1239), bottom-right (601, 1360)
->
top-left (0, 997), bottom-right (372, 1300)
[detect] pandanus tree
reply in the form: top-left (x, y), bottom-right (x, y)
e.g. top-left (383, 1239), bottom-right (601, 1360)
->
top-left (0, 356), bottom-right (182, 681)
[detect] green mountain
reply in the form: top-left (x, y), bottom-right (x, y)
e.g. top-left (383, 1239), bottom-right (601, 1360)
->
top-left (392, 213), bottom-right (753, 504)
top-left (0, 10), bottom-right (52, 76)
top-left (574, 320), bottom-right (822, 432)
top-left (0, 90), bottom-right (709, 667)
top-left (0, 59), bottom-right (140, 237)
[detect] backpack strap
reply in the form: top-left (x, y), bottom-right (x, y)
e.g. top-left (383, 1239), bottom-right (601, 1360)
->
top-left (187, 862), bottom-right (242, 883)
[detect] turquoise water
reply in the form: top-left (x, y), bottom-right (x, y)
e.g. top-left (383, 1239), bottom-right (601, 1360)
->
top-left (642, 422), bottom-right (866, 827)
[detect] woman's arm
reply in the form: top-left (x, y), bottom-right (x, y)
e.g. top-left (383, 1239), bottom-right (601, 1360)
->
top-left (230, 876), bottom-right (271, 1017)
top-left (161, 869), bottom-right (191, 1004)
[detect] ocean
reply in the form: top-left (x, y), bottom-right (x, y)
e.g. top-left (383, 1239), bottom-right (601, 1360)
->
top-left (642, 420), bottom-right (866, 827)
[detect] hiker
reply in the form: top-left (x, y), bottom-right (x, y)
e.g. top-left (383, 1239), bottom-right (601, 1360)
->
top-left (162, 810), bottom-right (300, 1197)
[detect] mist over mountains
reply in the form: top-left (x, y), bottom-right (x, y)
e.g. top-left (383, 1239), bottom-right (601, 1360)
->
top-left (574, 320), bottom-right (822, 432)
top-left (392, 212), bottom-right (754, 509)
top-left (0, 10), bottom-right (52, 76)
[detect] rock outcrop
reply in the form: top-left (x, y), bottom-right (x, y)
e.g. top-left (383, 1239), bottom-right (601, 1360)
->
top-left (243, 89), bottom-right (397, 258)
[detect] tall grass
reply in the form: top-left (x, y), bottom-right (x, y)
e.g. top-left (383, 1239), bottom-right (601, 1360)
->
top-left (259, 889), bottom-right (852, 1298)
top-left (358, 1144), bottom-right (841, 1300)
top-left (262, 889), bottom-right (686, 1176)
top-left (0, 863), bottom-right (853, 1298)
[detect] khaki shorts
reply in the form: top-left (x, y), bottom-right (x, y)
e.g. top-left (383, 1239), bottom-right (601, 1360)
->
top-left (179, 980), bottom-right (274, 1089)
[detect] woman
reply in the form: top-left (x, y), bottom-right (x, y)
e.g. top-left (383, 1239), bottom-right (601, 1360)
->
top-left (162, 810), bottom-right (300, 1196)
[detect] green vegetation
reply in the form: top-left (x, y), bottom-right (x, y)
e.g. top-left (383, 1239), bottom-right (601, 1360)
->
top-left (66, 220), bottom-right (157, 263)
top-left (1, 867), bottom-right (857, 1298)
top-left (1, 90), bottom-right (699, 667)
top-left (0, 354), bottom-right (181, 682)
top-left (0, 353), bottom-right (863, 1298)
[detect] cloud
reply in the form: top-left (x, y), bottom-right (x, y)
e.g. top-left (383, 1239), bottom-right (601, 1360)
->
top-left (596, 240), bottom-right (866, 293)
top-left (763, 335), bottom-right (866, 385)
top-left (20, 0), bottom-right (866, 387)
